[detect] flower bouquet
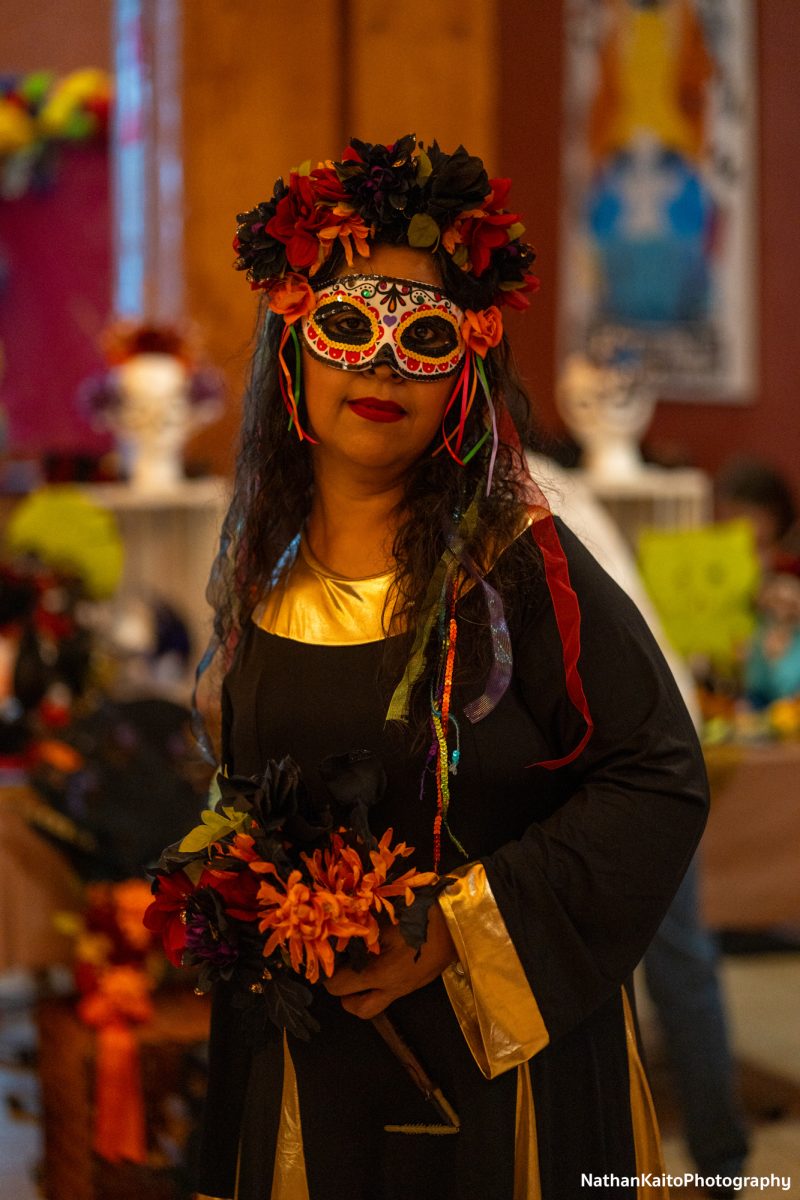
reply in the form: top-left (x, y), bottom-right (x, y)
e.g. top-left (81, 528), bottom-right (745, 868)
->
top-left (145, 750), bottom-right (450, 1043)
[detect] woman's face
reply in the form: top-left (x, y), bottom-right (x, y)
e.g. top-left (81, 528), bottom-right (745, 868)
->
top-left (301, 244), bottom-right (458, 480)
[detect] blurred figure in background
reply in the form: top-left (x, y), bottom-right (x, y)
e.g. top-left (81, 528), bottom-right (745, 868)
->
top-left (716, 456), bottom-right (798, 571)
top-left (716, 458), bottom-right (800, 713)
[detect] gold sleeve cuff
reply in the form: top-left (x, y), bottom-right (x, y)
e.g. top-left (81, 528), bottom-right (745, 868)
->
top-left (438, 862), bottom-right (550, 1079)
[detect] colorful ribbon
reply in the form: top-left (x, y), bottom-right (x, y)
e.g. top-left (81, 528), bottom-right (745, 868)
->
top-left (278, 324), bottom-right (318, 444)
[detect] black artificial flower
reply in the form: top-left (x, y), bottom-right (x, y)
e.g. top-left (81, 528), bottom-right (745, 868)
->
top-left (233, 179), bottom-right (290, 283)
top-left (318, 749), bottom-right (386, 844)
top-left (424, 142), bottom-right (490, 222)
top-left (336, 135), bottom-right (418, 228)
top-left (496, 239), bottom-right (537, 286)
top-left (218, 756), bottom-right (332, 852)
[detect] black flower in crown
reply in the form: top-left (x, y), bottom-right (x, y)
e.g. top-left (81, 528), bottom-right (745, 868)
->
top-left (233, 178), bottom-right (291, 286)
top-left (424, 141), bottom-right (490, 222)
top-left (335, 134), bottom-right (419, 229)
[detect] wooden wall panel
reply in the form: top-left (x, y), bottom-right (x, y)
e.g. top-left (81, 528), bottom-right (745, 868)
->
top-left (498, 0), bottom-right (565, 441)
top-left (346, 0), bottom-right (499, 169)
top-left (181, 0), bottom-right (342, 474)
top-left (1, 0), bottom-right (110, 70)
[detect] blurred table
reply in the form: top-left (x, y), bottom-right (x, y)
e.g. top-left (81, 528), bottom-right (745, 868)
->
top-left (701, 742), bottom-right (800, 929)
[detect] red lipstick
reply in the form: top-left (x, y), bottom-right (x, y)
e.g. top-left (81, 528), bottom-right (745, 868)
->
top-left (347, 397), bottom-right (406, 423)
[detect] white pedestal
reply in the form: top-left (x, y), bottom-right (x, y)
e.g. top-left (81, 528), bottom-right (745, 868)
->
top-left (79, 477), bottom-right (230, 662)
top-left (575, 466), bottom-right (712, 550)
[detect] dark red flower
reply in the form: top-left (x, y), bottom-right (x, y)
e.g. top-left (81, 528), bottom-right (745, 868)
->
top-left (205, 866), bottom-right (261, 922)
top-left (485, 177), bottom-right (513, 211)
top-left (143, 870), bottom-right (197, 967)
top-left (266, 173), bottom-right (328, 271)
top-left (309, 165), bottom-right (349, 206)
top-left (496, 273), bottom-right (541, 310)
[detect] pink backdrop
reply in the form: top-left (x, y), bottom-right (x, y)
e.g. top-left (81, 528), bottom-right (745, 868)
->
top-left (0, 143), bottom-right (113, 457)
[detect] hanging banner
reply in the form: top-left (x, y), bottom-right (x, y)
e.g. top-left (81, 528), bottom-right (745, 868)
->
top-left (559, 0), bottom-right (757, 401)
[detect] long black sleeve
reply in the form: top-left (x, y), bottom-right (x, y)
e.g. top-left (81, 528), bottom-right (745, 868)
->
top-left (482, 519), bottom-right (709, 1040)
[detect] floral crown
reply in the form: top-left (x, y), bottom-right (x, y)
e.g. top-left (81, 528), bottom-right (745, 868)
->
top-left (232, 134), bottom-right (539, 325)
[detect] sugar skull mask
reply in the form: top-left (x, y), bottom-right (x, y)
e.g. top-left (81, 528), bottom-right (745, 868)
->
top-left (301, 274), bottom-right (466, 381)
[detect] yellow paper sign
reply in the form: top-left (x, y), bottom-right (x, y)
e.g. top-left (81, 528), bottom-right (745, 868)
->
top-left (638, 520), bottom-right (760, 667)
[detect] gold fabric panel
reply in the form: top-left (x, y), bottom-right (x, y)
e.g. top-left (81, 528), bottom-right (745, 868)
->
top-left (270, 1034), bottom-right (310, 1200)
top-left (255, 538), bottom-right (394, 646)
top-left (438, 863), bottom-right (550, 1079)
top-left (621, 988), bottom-right (669, 1199)
top-left (514, 1062), bottom-right (542, 1200)
top-left (254, 512), bottom-right (533, 648)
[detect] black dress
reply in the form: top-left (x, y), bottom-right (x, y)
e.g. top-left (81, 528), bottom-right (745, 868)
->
top-left (196, 519), bottom-right (708, 1200)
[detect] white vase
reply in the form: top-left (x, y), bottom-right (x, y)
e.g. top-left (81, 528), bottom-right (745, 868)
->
top-left (111, 353), bottom-right (195, 490)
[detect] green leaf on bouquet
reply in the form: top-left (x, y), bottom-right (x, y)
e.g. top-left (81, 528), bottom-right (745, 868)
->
top-left (179, 807), bottom-right (248, 852)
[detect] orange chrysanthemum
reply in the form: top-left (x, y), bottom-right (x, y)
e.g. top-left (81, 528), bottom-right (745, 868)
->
top-left (226, 831), bottom-right (260, 863)
top-left (304, 829), bottom-right (437, 929)
top-left (256, 867), bottom-right (369, 984)
top-left (255, 831), bottom-right (437, 983)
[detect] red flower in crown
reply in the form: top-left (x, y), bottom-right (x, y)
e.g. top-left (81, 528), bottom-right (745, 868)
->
top-left (309, 163), bottom-right (350, 206)
top-left (442, 178), bottom-right (521, 277)
top-left (266, 172), bottom-right (329, 271)
top-left (498, 273), bottom-right (541, 310)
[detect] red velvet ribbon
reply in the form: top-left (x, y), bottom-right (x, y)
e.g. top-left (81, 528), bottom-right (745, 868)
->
top-left (528, 510), bottom-right (594, 769)
top-left (497, 403), bottom-right (594, 768)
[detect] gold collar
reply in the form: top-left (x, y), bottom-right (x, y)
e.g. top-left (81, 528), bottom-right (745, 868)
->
top-left (253, 508), bottom-right (533, 649)
top-left (253, 537), bottom-right (395, 646)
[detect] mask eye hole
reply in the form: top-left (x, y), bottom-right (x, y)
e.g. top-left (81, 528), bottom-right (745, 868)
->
top-left (312, 301), bottom-right (376, 347)
top-left (398, 313), bottom-right (460, 358)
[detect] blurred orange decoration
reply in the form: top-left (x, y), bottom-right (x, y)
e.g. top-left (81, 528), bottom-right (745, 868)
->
top-left (59, 880), bottom-right (164, 1164)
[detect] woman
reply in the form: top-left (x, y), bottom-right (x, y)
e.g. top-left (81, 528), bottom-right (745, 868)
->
top-left (195, 136), bottom-right (708, 1200)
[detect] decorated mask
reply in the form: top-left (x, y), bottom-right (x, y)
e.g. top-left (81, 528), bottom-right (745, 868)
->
top-left (301, 274), bottom-right (465, 381)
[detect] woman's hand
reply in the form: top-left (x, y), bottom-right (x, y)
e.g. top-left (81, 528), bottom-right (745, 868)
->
top-left (323, 903), bottom-right (458, 1020)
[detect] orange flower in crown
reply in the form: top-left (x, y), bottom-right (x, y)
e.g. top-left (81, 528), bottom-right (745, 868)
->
top-left (317, 205), bottom-right (372, 268)
top-left (461, 306), bottom-right (504, 357)
top-left (265, 273), bottom-right (317, 325)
